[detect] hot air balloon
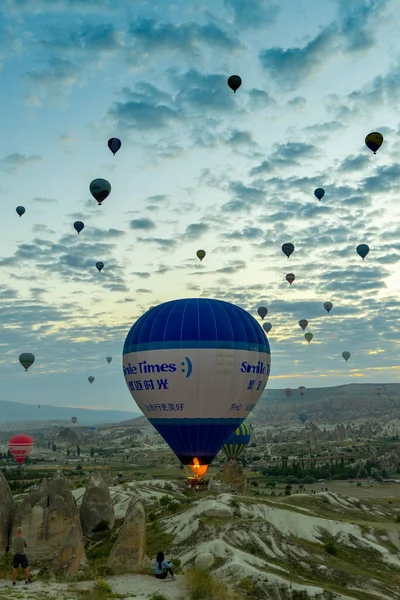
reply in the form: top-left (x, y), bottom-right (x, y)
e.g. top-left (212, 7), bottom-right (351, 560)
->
top-left (298, 386), bottom-right (306, 397)
top-left (8, 434), bottom-right (34, 465)
top-left (284, 388), bottom-right (292, 398)
top-left (38, 405), bottom-right (41, 409)
top-left (305, 332), bottom-right (313, 343)
top-left (314, 188), bottom-right (325, 201)
top-left (88, 376), bottom-right (95, 384)
top-left (258, 306), bottom-right (268, 320)
top-left (123, 298), bottom-right (270, 478)
top-left (263, 322), bottom-right (272, 334)
top-left (96, 262), bottom-right (104, 272)
top-left (323, 301), bottom-right (333, 313)
top-left (196, 250), bottom-right (206, 262)
top-left (376, 386), bottom-right (383, 397)
top-left (282, 243), bottom-right (294, 258)
top-left (286, 273), bottom-right (295, 285)
top-left (71, 417), bottom-right (78, 424)
top-left (365, 132), bottom-right (383, 154)
top-left (19, 353), bottom-right (35, 372)
top-left (342, 351), bottom-right (350, 362)
top-left (108, 138), bottom-right (122, 155)
top-left (74, 221), bottom-right (84, 234)
top-left (222, 422), bottom-right (251, 460)
top-left (299, 319), bottom-right (308, 331)
top-left (106, 356), bottom-right (112, 364)
top-left (16, 206), bottom-right (25, 217)
top-left (298, 409), bottom-right (308, 424)
top-left (227, 75), bottom-right (242, 93)
top-left (90, 179), bottom-right (111, 205)
top-left (356, 244), bottom-right (369, 260)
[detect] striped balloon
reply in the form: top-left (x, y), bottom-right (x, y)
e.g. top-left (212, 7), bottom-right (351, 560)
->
top-left (222, 422), bottom-right (251, 459)
top-left (286, 273), bottom-right (295, 285)
top-left (282, 243), bottom-right (294, 258)
top-left (8, 434), bottom-right (34, 465)
top-left (123, 298), bottom-right (271, 476)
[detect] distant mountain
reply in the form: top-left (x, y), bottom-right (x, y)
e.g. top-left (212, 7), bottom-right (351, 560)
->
top-left (0, 400), bottom-right (139, 427)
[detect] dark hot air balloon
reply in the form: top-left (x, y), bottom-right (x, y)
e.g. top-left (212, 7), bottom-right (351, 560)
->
top-left (19, 353), bottom-right (35, 372)
top-left (305, 332), bottom-right (313, 343)
top-left (299, 319), bottom-right (308, 331)
top-left (365, 132), bottom-right (383, 154)
top-left (286, 273), bottom-right (295, 285)
top-left (88, 376), bottom-right (95, 384)
top-left (356, 244), bottom-right (369, 260)
top-left (227, 75), bottom-right (242, 93)
top-left (298, 386), bottom-right (306, 397)
top-left (71, 417), bottom-right (78, 424)
top-left (263, 322), bottom-right (272, 333)
top-left (96, 262), bottom-right (104, 272)
top-left (342, 351), bottom-right (350, 362)
top-left (323, 301), bottom-right (333, 313)
top-left (108, 138), bottom-right (122, 155)
top-left (196, 250), bottom-right (206, 262)
top-left (106, 356), bottom-right (112, 364)
top-left (298, 409), bottom-right (308, 424)
top-left (314, 188), bottom-right (325, 201)
top-left (282, 243), bottom-right (294, 258)
top-left (90, 179), bottom-right (111, 205)
top-left (258, 306), bottom-right (268, 320)
top-left (16, 206), bottom-right (25, 217)
top-left (74, 221), bottom-right (84, 234)
top-left (284, 388), bottom-right (292, 398)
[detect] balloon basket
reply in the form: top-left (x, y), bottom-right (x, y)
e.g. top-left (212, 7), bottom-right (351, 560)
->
top-left (185, 476), bottom-right (209, 491)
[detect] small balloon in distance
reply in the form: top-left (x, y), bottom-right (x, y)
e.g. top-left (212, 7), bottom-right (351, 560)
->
top-left (196, 250), bottom-right (206, 262)
top-left (299, 319), bottom-right (308, 331)
top-left (16, 206), bottom-right (25, 217)
top-left (90, 179), bottom-right (111, 205)
top-left (286, 273), bottom-right (295, 285)
top-left (227, 75), bottom-right (242, 93)
top-left (19, 353), bottom-right (35, 372)
top-left (365, 132), bottom-right (383, 154)
top-left (108, 138), bottom-right (122, 155)
top-left (356, 244), bottom-right (369, 260)
top-left (282, 243), bottom-right (294, 258)
top-left (258, 306), bottom-right (268, 320)
top-left (263, 322), bottom-right (272, 333)
top-left (96, 262), bottom-right (104, 272)
top-left (106, 356), bottom-right (112, 364)
top-left (74, 221), bottom-right (84, 234)
top-left (314, 188), bottom-right (325, 201)
top-left (323, 301), bottom-right (333, 313)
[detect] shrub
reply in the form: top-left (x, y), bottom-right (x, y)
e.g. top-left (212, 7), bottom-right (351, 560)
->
top-left (94, 578), bottom-right (112, 593)
top-left (150, 594), bottom-right (169, 600)
top-left (395, 514), bottom-right (400, 523)
top-left (324, 538), bottom-right (338, 556)
top-left (185, 569), bottom-right (245, 600)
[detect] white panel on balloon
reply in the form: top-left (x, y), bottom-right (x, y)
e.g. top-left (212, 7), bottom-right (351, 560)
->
top-left (217, 350), bottom-right (234, 372)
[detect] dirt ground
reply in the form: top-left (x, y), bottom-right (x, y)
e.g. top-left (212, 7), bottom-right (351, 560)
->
top-left (299, 480), bottom-right (400, 499)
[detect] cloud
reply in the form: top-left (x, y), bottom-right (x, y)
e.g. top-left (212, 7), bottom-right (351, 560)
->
top-left (129, 218), bottom-right (156, 230)
top-left (183, 223), bottom-right (209, 240)
top-left (25, 57), bottom-right (81, 93)
top-left (259, 26), bottom-right (337, 88)
top-left (175, 69), bottom-right (240, 112)
top-left (223, 0), bottom-right (280, 29)
top-left (128, 19), bottom-right (239, 55)
top-left (336, 0), bottom-right (390, 52)
top-left (108, 85), bottom-right (179, 131)
top-left (0, 153), bottom-right (42, 173)
top-left (32, 196), bottom-right (58, 203)
top-left (137, 237), bottom-right (176, 249)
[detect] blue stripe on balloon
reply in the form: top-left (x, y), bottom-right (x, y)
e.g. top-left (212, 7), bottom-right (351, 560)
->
top-left (123, 298), bottom-right (269, 355)
top-left (148, 419), bottom-right (243, 459)
top-left (123, 340), bottom-right (268, 354)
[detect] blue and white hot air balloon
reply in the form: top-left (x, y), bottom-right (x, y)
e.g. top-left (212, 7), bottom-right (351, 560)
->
top-left (123, 298), bottom-right (271, 477)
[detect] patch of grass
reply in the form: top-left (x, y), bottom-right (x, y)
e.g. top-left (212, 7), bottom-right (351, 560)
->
top-left (74, 578), bottom-right (125, 599)
top-left (146, 521), bottom-right (174, 560)
top-left (185, 569), bottom-right (246, 600)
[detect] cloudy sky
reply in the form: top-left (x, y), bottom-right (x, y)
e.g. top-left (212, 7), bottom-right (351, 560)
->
top-left (1, 0), bottom-right (400, 411)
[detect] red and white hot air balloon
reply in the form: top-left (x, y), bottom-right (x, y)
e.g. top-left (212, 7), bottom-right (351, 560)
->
top-left (8, 434), bottom-right (34, 465)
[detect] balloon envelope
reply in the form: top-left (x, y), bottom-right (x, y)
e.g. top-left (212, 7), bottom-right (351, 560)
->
top-left (108, 137), bottom-right (122, 155)
top-left (299, 319), bottom-right (308, 331)
top-left (356, 244), bottom-right (369, 259)
top-left (19, 353), bottom-right (35, 371)
top-left (282, 243), bottom-right (294, 258)
top-left (298, 386), bottom-right (306, 396)
top-left (88, 376), bottom-right (95, 384)
top-left (227, 75), bottom-right (242, 92)
top-left (16, 206), bottom-right (25, 217)
top-left (305, 332), bottom-right (313, 343)
top-left (222, 422), bottom-right (251, 459)
top-left (314, 188), bottom-right (325, 201)
top-left (342, 351), bottom-right (351, 362)
top-left (8, 434), bottom-right (33, 465)
top-left (106, 356), bottom-right (112, 364)
top-left (263, 322), bottom-right (272, 333)
top-left (286, 273), bottom-right (295, 285)
top-left (196, 250), bottom-right (206, 262)
top-left (323, 301), bottom-right (333, 313)
top-left (96, 262), bottom-right (104, 272)
top-left (365, 132), bottom-right (383, 154)
top-left (90, 179), bottom-right (111, 205)
top-left (258, 306), bottom-right (268, 320)
top-left (284, 388), bottom-right (292, 398)
top-left (298, 410), bottom-right (308, 424)
top-left (71, 417), bottom-right (78, 424)
top-left (74, 221), bottom-right (84, 234)
top-left (123, 298), bottom-right (270, 475)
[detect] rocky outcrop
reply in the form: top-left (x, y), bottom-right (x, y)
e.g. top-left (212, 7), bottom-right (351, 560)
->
top-left (12, 472), bottom-right (87, 577)
top-left (217, 460), bottom-right (247, 493)
top-left (79, 472), bottom-right (114, 538)
top-left (57, 428), bottom-right (79, 446)
top-left (108, 496), bottom-right (145, 574)
top-left (0, 471), bottom-right (13, 555)
top-left (195, 552), bottom-right (214, 570)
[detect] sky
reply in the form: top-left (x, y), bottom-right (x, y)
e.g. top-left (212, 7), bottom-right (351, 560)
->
top-left (1, 0), bottom-right (400, 411)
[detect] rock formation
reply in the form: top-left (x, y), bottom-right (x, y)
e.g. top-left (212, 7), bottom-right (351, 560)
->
top-left (108, 495), bottom-right (145, 574)
top-left (12, 472), bottom-right (87, 576)
top-left (56, 428), bottom-right (79, 446)
top-left (0, 470), bottom-right (13, 555)
top-left (216, 460), bottom-right (247, 493)
top-left (79, 472), bottom-right (115, 538)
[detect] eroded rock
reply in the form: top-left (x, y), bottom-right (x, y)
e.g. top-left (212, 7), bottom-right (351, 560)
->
top-left (79, 472), bottom-right (114, 538)
top-left (108, 496), bottom-right (145, 574)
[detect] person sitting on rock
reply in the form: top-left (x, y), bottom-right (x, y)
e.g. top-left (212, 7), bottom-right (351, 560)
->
top-left (12, 527), bottom-right (31, 586)
top-left (154, 551), bottom-right (175, 580)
